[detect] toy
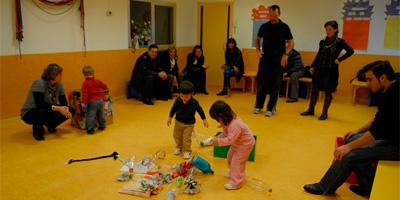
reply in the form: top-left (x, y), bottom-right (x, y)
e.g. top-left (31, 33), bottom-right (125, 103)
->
top-left (171, 161), bottom-right (193, 178)
top-left (66, 152), bottom-right (120, 164)
top-left (200, 136), bottom-right (216, 147)
top-left (191, 155), bottom-right (214, 174)
top-left (163, 176), bottom-right (183, 200)
top-left (183, 169), bottom-right (201, 194)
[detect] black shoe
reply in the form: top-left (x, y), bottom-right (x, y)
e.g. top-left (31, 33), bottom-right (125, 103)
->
top-left (304, 183), bottom-right (323, 195)
top-left (87, 129), bottom-right (95, 135)
top-left (33, 125), bottom-right (45, 141)
top-left (46, 126), bottom-right (57, 133)
top-left (301, 110), bottom-right (314, 116)
top-left (98, 126), bottom-right (106, 131)
top-left (217, 89), bottom-right (228, 96)
top-left (319, 113), bottom-right (328, 120)
top-left (33, 132), bottom-right (44, 141)
top-left (349, 185), bottom-right (370, 197)
top-left (203, 91), bottom-right (209, 95)
top-left (143, 99), bottom-right (154, 105)
top-left (286, 98), bottom-right (298, 103)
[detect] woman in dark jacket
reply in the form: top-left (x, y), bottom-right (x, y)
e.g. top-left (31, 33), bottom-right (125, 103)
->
top-left (217, 38), bottom-right (245, 96)
top-left (160, 47), bottom-right (180, 93)
top-left (183, 45), bottom-right (208, 95)
top-left (21, 64), bottom-right (75, 140)
top-left (301, 20), bottom-right (354, 120)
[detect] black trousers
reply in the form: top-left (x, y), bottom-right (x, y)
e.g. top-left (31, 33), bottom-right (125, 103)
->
top-left (22, 107), bottom-right (75, 135)
top-left (185, 69), bottom-right (206, 93)
top-left (255, 57), bottom-right (283, 111)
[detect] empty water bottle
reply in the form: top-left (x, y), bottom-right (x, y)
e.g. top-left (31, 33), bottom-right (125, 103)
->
top-left (246, 177), bottom-right (271, 193)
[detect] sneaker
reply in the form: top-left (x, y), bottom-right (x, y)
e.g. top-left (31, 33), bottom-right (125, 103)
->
top-left (224, 183), bottom-right (239, 190)
top-left (183, 152), bottom-right (191, 160)
top-left (265, 111), bottom-right (273, 117)
top-left (98, 126), bottom-right (106, 131)
top-left (253, 108), bottom-right (261, 114)
top-left (173, 148), bottom-right (182, 155)
top-left (224, 171), bottom-right (230, 178)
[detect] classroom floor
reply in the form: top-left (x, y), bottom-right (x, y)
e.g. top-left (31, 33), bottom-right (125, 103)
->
top-left (0, 86), bottom-right (375, 200)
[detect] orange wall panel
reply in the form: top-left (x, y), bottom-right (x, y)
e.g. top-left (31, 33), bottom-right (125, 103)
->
top-left (0, 47), bottom-right (193, 120)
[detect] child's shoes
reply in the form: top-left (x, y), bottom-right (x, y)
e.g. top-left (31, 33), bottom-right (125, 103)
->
top-left (183, 152), bottom-right (191, 160)
top-left (224, 183), bottom-right (239, 190)
top-left (173, 148), bottom-right (182, 155)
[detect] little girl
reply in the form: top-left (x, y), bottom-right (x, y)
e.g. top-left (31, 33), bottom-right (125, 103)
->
top-left (209, 100), bottom-right (255, 190)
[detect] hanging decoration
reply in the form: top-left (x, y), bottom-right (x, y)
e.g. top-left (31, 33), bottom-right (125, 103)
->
top-left (15, 0), bottom-right (23, 59)
top-left (28, 0), bottom-right (86, 54)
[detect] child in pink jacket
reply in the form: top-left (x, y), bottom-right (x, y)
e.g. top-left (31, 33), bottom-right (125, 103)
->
top-left (209, 100), bottom-right (255, 190)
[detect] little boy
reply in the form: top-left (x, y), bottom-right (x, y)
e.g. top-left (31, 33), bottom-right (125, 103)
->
top-left (81, 65), bottom-right (108, 134)
top-left (167, 81), bottom-right (208, 159)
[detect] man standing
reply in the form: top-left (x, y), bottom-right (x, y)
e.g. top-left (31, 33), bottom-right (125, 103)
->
top-left (254, 5), bottom-right (294, 117)
top-left (130, 44), bottom-right (169, 105)
top-left (303, 61), bottom-right (399, 197)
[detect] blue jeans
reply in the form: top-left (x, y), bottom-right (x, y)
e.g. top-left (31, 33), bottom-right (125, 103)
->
top-left (318, 132), bottom-right (400, 194)
top-left (86, 99), bottom-right (105, 130)
top-left (223, 65), bottom-right (235, 89)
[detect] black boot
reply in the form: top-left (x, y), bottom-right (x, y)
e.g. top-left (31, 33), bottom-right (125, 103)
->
top-left (319, 94), bottom-right (332, 120)
top-left (32, 124), bottom-right (45, 141)
top-left (217, 89), bottom-right (228, 96)
top-left (301, 92), bottom-right (318, 116)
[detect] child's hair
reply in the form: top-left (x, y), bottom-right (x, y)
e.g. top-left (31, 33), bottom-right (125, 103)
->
top-left (82, 65), bottom-right (94, 77)
top-left (179, 81), bottom-right (194, 94)
top-left (209, 100), bottom-right (236, 125)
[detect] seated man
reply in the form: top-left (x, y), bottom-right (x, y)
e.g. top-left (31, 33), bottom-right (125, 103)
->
top-left (284, 49), bottom-right (305, 103)
top-left (303, 60), bottom-right (399, 197)
top-left (130, 44), bottom-right (170, 105)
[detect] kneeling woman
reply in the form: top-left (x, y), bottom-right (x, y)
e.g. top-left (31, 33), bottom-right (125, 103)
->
top-left (21, 64), bottom-right (75, 140)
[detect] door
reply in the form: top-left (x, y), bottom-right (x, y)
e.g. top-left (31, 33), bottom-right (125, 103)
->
top-left (198, 2), bottom-right (232, 87)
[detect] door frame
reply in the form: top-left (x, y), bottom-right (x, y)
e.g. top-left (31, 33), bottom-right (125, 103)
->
top-left (197, 1), bottom-right (234, 46)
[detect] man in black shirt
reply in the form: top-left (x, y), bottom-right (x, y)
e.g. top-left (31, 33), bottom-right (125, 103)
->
top-left (254, 5), bottom-right (294, 117)
top-left (130, 44), bottom-right (170, 105)
top-left (304, 61), bottom-right (400, 197)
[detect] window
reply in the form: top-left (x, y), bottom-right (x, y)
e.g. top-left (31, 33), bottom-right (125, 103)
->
top-left (129, 0), bottom-right (175, 48)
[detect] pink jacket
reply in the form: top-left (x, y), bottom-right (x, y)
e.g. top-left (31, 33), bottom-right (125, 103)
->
top-left (217, 117), bottom-right (255, 148)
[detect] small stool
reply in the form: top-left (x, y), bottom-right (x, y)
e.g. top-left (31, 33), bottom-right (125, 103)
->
top-left (242, 71), bottom-right (257, 93)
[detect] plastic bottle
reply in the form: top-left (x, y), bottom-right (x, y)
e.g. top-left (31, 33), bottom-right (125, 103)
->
top-left (163, 176), bottom-right (183, 200)
top-left (246, 177), bottom-right (272, 193)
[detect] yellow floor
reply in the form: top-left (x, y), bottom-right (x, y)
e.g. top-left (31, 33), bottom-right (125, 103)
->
top-left (0, 86), bottom-right (376, 200)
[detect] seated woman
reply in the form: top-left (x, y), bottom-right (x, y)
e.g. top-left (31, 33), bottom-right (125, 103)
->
top-left (160, 47), bottom-right (180, 94)
top-left (217, 38), bottom-right (244, 96)
top-left (21, 63), bottom-right (75, 141)
top-left (183, 45), bottom-right (208, 95)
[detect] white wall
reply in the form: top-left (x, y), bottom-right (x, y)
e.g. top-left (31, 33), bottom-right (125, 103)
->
top-left (1, 0), bottom-right (197, 56)
top-left (233, 0), bottom-right (400, 56)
